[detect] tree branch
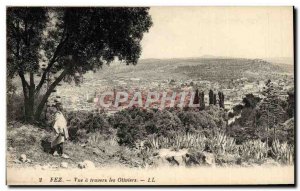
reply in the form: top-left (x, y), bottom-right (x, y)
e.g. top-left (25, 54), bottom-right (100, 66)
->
top-left (18, 71), bottom-right (29, 99)
top-left (34, 64), bottom-right (71, 120)
top-left (18, 68), bottom-right (29, 86)
top-left (35, 35), bottom-right (69, 95)
top-left (30, 72), bottom-right (35, 87)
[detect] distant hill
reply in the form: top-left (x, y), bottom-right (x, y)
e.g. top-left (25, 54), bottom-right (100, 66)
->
top-left (170, 58), bottom-right (293, 82)
top-left (263, 57), bottom-right (294, 65)
top-left (53, 57), bottom-right (293, 95)
top-left (130, 57), bottom-right (292, 82)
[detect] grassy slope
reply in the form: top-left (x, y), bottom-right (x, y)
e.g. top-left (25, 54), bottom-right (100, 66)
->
top-left (7, 124), bottom-right (141, 169)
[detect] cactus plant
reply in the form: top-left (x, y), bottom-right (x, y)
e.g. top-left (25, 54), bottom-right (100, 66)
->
top-left (271, 139), bottom-right (294, 164)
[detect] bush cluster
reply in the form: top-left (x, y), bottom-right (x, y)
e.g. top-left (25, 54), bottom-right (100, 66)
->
top-left (65, 111), bottom-right (113, 142)
top-left (64, 107), bottom-right (227, 147)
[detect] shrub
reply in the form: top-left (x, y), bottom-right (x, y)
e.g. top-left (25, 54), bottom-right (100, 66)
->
top-left (177, 110), bottom-right (218, 132)
top-left (145, 132), bottom-right (207, 150)
top-left (239, 140), bottom-right (268, 162)
top-left (88, 131), bottom-right (119, 155)
top-left (229, 125), bottom-right (260, 144)
top-left (116, 121), bottom-right (145, 146)
top-left (207, 131), bottom-right (238, 155)
top-left (66, 111), bottom-right (113, 141)
top-left (271, 139), bottom-right (294, 165)
top-left (150, 110), bottom-right (183, 137)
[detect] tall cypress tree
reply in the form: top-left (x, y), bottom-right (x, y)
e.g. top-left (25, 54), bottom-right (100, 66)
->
top-left (200, 91), bottom-right (205, 110)
top-left (222, 93), bottom-right (225, 108)
top-left (209, 90), bottom-right (214, 105)
top-left (193, 89), bottom-right (200, 107)
top-left (213, 93), bottom-right (217, 105)
top-left (218, 91), bottom-right (225, 108)
top-left (218, 91), bottom-right (222, 107)
top-left (193, 89), bottom-right (201, 109)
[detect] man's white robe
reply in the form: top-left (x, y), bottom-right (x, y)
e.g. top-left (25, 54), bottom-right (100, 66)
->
top-left (51, 111), bottom-right (69, 147)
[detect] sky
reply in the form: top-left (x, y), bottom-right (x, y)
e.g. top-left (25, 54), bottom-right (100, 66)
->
top-left (140, 7), bottom-right (293, 59)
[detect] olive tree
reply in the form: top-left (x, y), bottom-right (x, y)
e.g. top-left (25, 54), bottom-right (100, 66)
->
top-left (7, 7), bottom-right (152, 122)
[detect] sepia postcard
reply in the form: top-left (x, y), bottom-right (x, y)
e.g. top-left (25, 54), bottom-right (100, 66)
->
top-left (6, 6), bottom-right (295, 185)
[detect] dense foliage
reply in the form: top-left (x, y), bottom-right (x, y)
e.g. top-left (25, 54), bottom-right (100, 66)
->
top-left (228, 91), bottom-right (294, 144)
top-left (62, 107), bottom-right (227, 147)
top-left (7, 7), bottom-right (152, 122)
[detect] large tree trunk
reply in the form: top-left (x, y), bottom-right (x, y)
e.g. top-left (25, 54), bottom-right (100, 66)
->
top-left (24, 95), bottom-right (34, 123)
top-left (27, 73), bottom-right (36, 122)
top-left (19, 72), bottom-right (35, 123)
top-left (34, 68), bottom-right (70, 121)
top-left (22, 73), bottom-right (36, 123)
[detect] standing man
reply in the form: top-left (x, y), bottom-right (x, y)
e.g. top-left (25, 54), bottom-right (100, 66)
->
top-left (51, 104), bottom-right (70, 159)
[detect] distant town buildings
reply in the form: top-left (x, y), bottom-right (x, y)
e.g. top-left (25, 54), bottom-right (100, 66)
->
top-left (49, 65), bottom-right (293, 113)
